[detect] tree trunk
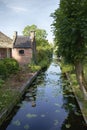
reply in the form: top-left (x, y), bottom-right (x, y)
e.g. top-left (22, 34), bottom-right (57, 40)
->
top-left (74, 61), bottom-right (87, 100)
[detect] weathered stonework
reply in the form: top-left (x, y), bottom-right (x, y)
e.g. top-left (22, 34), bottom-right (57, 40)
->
top-left (0, 70), bottom-right (40, 126)
top-left (0, 32), bottom-right (12, 59)
top-left (0, 31), bottom-right (36, 65)
top-left (12, 31), bottom-right (36, 65)
top-left (12, 48), bottom-right (32, 65)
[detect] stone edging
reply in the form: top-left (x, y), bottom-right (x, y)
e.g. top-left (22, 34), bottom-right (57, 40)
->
top-left (65, 72), bottom-right (87, 124)
top-left (0, 70), bottom-right (40, 126)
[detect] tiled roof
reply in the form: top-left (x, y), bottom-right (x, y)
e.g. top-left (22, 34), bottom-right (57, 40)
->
top-left (13, 36), bottom-right (32, 48)
top-left (0, 31), bottom-right (12, 48)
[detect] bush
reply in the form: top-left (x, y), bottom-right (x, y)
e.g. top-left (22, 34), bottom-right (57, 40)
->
top-left (28, 64), bottom-right (41, 72)
top-left (0, 79), bottom-right (5, 88)
top-left (3, 58), bottom-right (19, 74)
top-left (0, 60), bottom-right (8, 79)
top-left (60, 59), bottom-right (73, 73)
top-left (38, 59), bottom-right (48, 69)
top-left (36, 45), bottom-right (53, 68)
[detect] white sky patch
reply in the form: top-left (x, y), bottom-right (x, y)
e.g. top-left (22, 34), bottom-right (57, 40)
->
top-left (7, 5), bottom-right (28, 13)
top-left (0, 0), bottom-right (59, 42)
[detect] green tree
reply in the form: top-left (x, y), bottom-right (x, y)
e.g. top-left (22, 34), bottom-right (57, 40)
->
top-left (22, 24), bottom-right (48, 46)
top-left (51, 0), bottom-right (87, 99)
top-left (23, 24), bottom-right (53, 68)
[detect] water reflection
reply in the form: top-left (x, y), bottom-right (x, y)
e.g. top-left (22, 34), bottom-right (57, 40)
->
top-left (1, 60), bottom-right (87, 130)
top-left (61, 79), bottom-right (86, 130)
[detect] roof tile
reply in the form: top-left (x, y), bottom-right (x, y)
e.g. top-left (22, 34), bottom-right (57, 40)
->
top-left (14, 36), bottom-right (32, 48)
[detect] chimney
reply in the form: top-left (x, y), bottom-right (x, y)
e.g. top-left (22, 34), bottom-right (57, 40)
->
top-left (30, 31), bottom-right (35, 42)
top-left (30, 31), bottom-right (36, 63)
top-left (13, 31), bottom-right (17, 41)
top-left (12, 31), bottom-right (17, 47)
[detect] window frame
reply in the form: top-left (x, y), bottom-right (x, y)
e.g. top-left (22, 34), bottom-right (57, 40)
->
top-left (19, 50), bottom-right (24, 55)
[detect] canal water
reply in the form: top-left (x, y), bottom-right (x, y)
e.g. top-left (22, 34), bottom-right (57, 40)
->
top-left (1, 59), bottom-right (87, 130)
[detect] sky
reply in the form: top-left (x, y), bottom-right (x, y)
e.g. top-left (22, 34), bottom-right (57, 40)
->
top-left (0, 0), bottom-right (60, 42)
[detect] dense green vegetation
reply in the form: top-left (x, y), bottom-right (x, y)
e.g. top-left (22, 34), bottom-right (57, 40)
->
top-left (36, 45), bottom-right (53, 68)
top-left (0, 58), bottom-right (20, 113)
top-left (0, 58), bottom-right (19, 79)
top-left (23, 24), bottom-right (48, 47)
top-left (23, 24), bottom-right (53, 69)
top-left (60, 61), bottom-right (87, 117)
top-left (84, 61), bottom-right (87, 80)
top-left (0, 89), bottom-right (19, 112)
top-left (51, 0), bottom-right (87, 99)
top-left (0, 25), bottom-right (53, 114)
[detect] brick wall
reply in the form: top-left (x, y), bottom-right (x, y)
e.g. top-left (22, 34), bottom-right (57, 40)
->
top-left (12, 48), bottom-right (32, 65)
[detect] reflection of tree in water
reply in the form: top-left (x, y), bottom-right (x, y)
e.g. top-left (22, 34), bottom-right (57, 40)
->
top-left (61, 110), bottom-right (87, 130)
top-left (61, 79), bottom-right (87, 130)
top-left (34, 72), bottom-right (46, 85)
top-left (24, 86), bottom-right (37, 107)
top-left (24, 72), bottom-right (46, 107)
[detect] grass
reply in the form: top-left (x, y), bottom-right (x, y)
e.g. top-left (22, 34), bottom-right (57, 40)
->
top-left (70, 73), bottom-right (84, 101)
top-left (0, 68), bottom-right (34, 114)
top-left (84, 62), bottom-right (87, 81)
top-left (0, 57), bottom-right (52, 114)
top-left (60, 61), bottom-right (87, 120)
top-left (60, 62), bottom-right (73, 73)
top-left (0, 88), bottom-right (19, 112)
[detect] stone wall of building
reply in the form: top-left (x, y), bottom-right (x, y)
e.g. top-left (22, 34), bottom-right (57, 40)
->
top-left (0, 48), bottom-right (7, 59)
top-left (12, 48), bottom-right (32, 65)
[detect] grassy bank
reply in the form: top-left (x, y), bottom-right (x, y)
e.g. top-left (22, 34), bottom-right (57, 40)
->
top-left (60, 61), bottom-right (87, 121)
top-left (0, 68), bottom-right (33, 114)
top-left (0, 45), bottom-right (53, 114)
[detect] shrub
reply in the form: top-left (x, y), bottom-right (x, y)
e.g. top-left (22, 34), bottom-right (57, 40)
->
top-left (0, 60), bottom-right (8, 79)
top-left (28, 64), bottom-right (41, 72)
top-left (0, 79), bottom-right (5, 88)
top-left (36, 45), bottom-right (53, 68)
top-left (3, 58), bottom-right (19, 74)
top-left (60, 59), bottom-right (74, 73)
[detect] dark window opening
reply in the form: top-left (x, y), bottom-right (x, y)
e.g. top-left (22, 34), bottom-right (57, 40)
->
top-left (19, 50), bottom-right (24, 55)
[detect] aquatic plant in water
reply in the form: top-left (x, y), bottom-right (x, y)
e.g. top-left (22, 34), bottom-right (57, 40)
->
top-left (24, 124), bottom-right (30, 130)
top-left (54, 120), bottom-right (59, 126)
top-left (12, 120), bottom-right (21, 126)
top-left (55, 109), bottom-right (60, 113)
top-left (41, 114), bottom-right (45, 117)
top-left (26, 113), bottom-right (37, 118)
top-left (65, 124), bottom-right (71, 128)
top-left (54, 103), bottom-right (61, 107)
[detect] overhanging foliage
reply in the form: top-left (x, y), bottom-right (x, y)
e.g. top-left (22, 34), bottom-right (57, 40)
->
top-left (51, 0), bottom-right (87, 64)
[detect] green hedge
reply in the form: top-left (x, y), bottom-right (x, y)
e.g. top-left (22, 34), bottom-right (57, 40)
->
top-left (36, 45), bottom-right (53, 68)
top-left (0, 60), bottom-right (8, 79)
top-left (28, 64), bottom-right (41, 72)
top-left (3, 58), bottom-right (19, 74)
top-left (0, 58), bottom-right (19, 79)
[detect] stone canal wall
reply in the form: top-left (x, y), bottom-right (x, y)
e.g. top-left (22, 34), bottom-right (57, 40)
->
top-left (65, 72), bottom-right (87, 124)
top-left (0, 71), bottom-right (40, 126)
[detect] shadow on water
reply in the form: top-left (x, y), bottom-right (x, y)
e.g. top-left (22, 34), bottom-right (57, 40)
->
top-left (0, 59), bottom-right (87, 130)
top-left (61, 79), bottom-right (87, 130)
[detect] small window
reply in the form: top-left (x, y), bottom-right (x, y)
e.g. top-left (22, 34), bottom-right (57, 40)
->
top-left (19, 50), bottom-right (24, 55)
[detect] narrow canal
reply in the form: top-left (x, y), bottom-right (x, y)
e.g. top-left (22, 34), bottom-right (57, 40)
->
top-left (1, 59), bottom-right (87, 130)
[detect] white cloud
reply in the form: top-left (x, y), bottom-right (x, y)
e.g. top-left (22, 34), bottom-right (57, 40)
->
top-left (0, 0), bottom-right (59, 42)
top-left (7, 5), bottom-right (28, 13)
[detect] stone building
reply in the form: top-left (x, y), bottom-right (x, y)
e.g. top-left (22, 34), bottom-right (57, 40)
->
top-left (0, 31), bottom-right (12, 59)
top-left (12, 31), bottom-right (36, 65)
top-left (0, 31), bottom-right (36, 65)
